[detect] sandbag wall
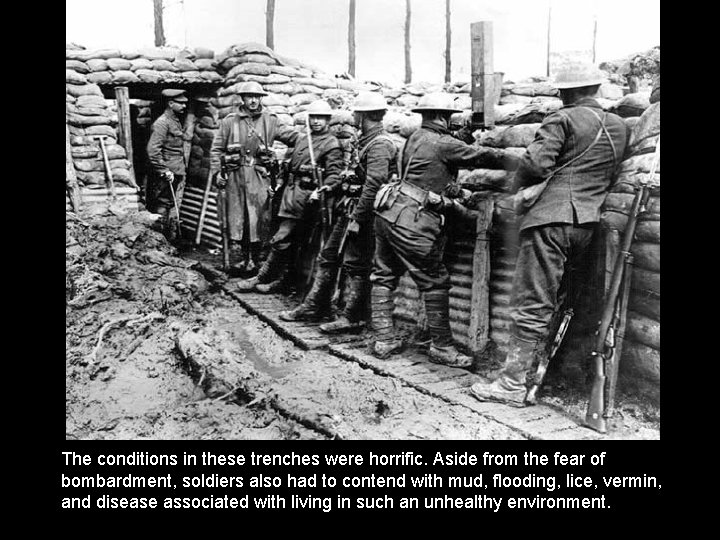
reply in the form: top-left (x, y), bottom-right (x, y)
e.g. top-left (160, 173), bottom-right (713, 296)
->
top-left (66, 69), bottom-right (134, 191)
top-left (599, 99), bottom-right (661, 400)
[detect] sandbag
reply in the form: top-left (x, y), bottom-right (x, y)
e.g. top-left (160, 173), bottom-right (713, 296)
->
top-left (494, 103), bottom-right (526, 124)
top-left (135, 69), bottom-right (163, 83)
top-left (106, 58), bottom-right (132, 71)
top-left (87, 71), bottom-right (113, 85)
top-left (66, 70), bottom-right (87, 84)
top-left (83, 49), bottom-right (122, 61)
top-left (383, 111), bottom-right (405, 133)
top-left (262, 93), bottom-right (292, 107)
top-left (71, 145), bottom-right (99, 159)
top-left (293, 77), bottom-right (336, 90)
top-left (112, 70), bottom-right (140, 84)
top-left (66, 94), bottom-right (77, 103)
top-left (399, 113), bottom-right (422, 138)
top-left (201, 72), bottom-right (223, 82)
top-left (104, 144), bottom-right (128, 160)
top-left (276, 113), bottom-right (294, 126)
top-left (383, 88), bottom-right (404, 100)
top-left (301, 85), bottom-right (324, 95)
top-left (628, 102), bottom-right (660, 149)
top-left (76, 95), bottom-right (108, 108)
top-left (86, 59), bottom-right (109, 72)
top-left (630, 242), bottom-right (660, 273)
top-left (227, 62), bottom-right (272, 78)
top-left (630, 268), bottom-right (660, 298)
top-left (625, 311), bottom-right (660, 351)
top-left (127, 58), bottom-right (153, 72)
top-left (120, 50), bottom-right (141, 60)
top-left (457, 168), bottom-right (511, 191)
top-left (69, 104), bottom-right (110, 117)
top-left (85, 125), bottom-right (117, 138)
top-left (67, 113), bottom-right (112, 127)
top-left (173, 58), bottom-right (198, 72)
top-left (194, 58), bottom-right (215, 71)
top-left (453, 95), bottom-right (472, 110)
top-left (634, 219), bottom-right (660, 244)
top-left (76, 170), bottom-right (107, 186)
top-left (330, 110), bottom-right (354, 126)
top-left (138, 47), bottom-right (178, 61)
top-left (499, 94), bottom-right (533, 105)
top-left (264, 83), bottom-right (302, 95)
top-left (151, 59), bottom-right (176, 71)
top-left (598, 83), bottom-right (624, 100)
top-left (603, 193), bottom-right (660, 219)
top-left (290, 93), bottom-right (317, 106)
top-left (396, 94), bottom-right (419, 108)
top-left (66, 60), bottom-right (89, 74)
top-left (628, 291), bottom-right (660, 322)
top-left (270, 65), bottom-right (301, 77)
top-left (336, 79), bottom-right (375, 93)
top-left (193, 46), bottom-right (214, 59)
top-left (620, 342), bottom-right (660, 384)
top-left (650, 74), bottom-right (660, 104)
top-left (612, 92), bottom-right (651, 118)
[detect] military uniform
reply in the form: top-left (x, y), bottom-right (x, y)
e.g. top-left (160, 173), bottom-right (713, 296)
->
top-left (210, 107), bottom-right (280, 264)
top-left (471, 63), bottom-right (630, 408)
top-left (236, 111), bottom-right (344, 294)
top-left (371, 116), bottom-right (514, 364)
top-left (147, 109), bottom-right (189, 222)
top-left (282, 123), bottom-right (398, 323)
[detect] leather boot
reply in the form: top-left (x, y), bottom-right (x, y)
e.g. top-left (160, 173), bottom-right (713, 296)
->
top-left (320, 276), bottom-right (367, 333)
top-left (370, 285), bottom-right (403, 358)
top-left (255, 261), bottom-right (290, 294)
top-left (279, 267), bottom-right (336, 321)
top-left (236, 248), bottom-right (282, 292)
top-left (425, 289), bottom-right (473, 369)
top-left (469, 334), bottom-right (538, 407)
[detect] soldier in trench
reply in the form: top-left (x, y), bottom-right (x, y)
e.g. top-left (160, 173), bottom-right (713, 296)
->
top-left (279, 92), bottom-right (398, 327)
top-left (146, 88), bottom-right (190, 241)
top-left (470, 62), bottom-right (629, 407)
top-left (369, 93), bottom-right (518, 367)
top-left (210, 81), bottom-right (283, 275)
top-left (235, 99), bottom-right (344, 294)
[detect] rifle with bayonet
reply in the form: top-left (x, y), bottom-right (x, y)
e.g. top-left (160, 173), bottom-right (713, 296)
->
top-left (216, 155), bottom-right (231, 272)
top-left (585, 136), bottom-right (660, 433)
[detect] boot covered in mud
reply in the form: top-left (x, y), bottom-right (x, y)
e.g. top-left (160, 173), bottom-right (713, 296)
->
top-left (320, 276), bottom-right (368, 334)
top-left (469, 334), bottom-right (538, 407)
top-left (279, 267), bottom-right (336, 321)
top-left (425, 289), bottom-right (473, 369)
top-left (370, 285), bottom-right (403, 359)
top-left (236, 248), bottom-right (283, 292)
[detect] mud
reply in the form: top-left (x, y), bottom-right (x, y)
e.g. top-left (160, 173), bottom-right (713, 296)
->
top-left (66, 208), bottom-right (659, 440)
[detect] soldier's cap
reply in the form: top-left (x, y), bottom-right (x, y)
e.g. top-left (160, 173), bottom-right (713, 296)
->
top-left (162, 89), bottom-right (188, 102)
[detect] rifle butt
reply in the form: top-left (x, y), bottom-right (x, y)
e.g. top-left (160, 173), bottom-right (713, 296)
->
top-left (585, 354), bottom-right (607, 433)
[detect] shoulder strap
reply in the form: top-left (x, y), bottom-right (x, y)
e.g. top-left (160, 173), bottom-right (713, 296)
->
top-left (358, 134), bottom-right (395, 161)
top-left (548, 108), bottom-right (607, 178)
top-left (587, 108), bottom-right (618, 169)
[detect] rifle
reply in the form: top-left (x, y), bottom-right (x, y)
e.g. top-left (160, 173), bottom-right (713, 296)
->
top-left (302, 115), bottom-right (330, 296)
top-left (217, 156), bottom-right (231, 271)
top-left (585, 136), bottom-right (660, 433)
top-left (526, 307), bottom-right (574, 404)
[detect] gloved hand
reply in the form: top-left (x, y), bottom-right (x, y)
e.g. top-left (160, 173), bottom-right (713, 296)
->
top-left (346, 219), bottom-right (360, 235)
top-left (162, 171), bottom-right (175, 183)
top-left (214, 172), bottom-right (227, 190)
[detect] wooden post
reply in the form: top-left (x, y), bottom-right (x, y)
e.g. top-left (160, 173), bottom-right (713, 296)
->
top-left (266, 0), bottom-right (275, 50)
top-left (348, 0), bottom-right (356, 77)
top-left (114, 86), bottom-right (138, 190)
top-left (404, 0), bottom-right (412, 84)
top-left (469, 197), bottom-right (494, 352)
top-left (182, 99), bottom-right (197, 166)
top-left (66, 123), bottom-right (81, 212)
top-left (592, 14), bottom-right (598, 64)
top-left (445, 0), bottom-right (451, 83)
top-left (546, 2), bottom-right (552, 77)
top-left (470, 21), bottom-right (494, 128)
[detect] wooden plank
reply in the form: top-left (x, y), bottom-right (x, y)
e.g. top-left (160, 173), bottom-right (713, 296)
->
top-left (114, 86), bottom-right (138, 190)
top-left (65, 123), bottom-right (80, 212)
top-left (470, 21), bottom-right (495, 127)
top-left (469, 198), bottom-right (493, 352)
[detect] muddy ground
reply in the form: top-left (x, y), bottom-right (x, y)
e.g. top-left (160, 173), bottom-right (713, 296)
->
top-left (65, 207), bottom-right (659, 440)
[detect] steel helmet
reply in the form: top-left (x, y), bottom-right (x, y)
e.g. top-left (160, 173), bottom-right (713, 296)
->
top-left (237, 81), bottom-right (268, 96)
top-left (411, 92), bottom-right (462, 114)
top-left (553, 61), bottom-right (607, 89)
top-left (306, 99), bottom-right (333, 116)
top-left (352, 92), bottom-right (388, 112)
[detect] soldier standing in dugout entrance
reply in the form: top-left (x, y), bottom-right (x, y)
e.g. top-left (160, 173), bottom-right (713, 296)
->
top-left (236, 99), bottom-right (344, 294)
top-left (279, 92), bottom-right (398, 328)
top-left (470, 62), bottom-right (629, 407)
top-left (210, 81), bottom-right (281, 275)
top-left (146, 88), bottom-right (190, 240)
top-left (370, 93), bottom-right (519, 368)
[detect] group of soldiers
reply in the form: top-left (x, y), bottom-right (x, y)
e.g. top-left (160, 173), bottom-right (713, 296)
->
top-left (146, 60), bottom-right (628, 409)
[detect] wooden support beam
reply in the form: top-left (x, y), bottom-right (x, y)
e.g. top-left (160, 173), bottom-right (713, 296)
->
top-left (348, 0), bottom-right (356, 77)
top-left (182, 99), bottom-right (197, 166)
top-left (114, 86), bottom-right (138, 190)
top-left (470, 21), bottom-right (495, 128)
top-left (66, 123), bottom-right (81, 212)
top-left (469, 197), bottom-right (494, 352)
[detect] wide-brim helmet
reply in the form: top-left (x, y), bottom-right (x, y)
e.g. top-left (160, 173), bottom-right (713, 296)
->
top-left (306, 99), bottom-right (334, 116)
top-left (237, 81), bottom-right (268, 96)
top-left (353, 91), bottom-right (388, 112)
top-left (411, 92), bottom-right (462, 114)
top-left (554, 61), bottom-right (607, 89)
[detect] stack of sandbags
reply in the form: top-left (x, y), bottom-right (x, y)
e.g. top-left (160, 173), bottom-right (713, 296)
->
top-left (599, 99), bottom-right (660, 399)
top-left (187, 100), bottom-right (220, 184)
top-left (66, 46), bottom-right (222, 86)
top-left (66, 64), bottom-right (134, 188)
